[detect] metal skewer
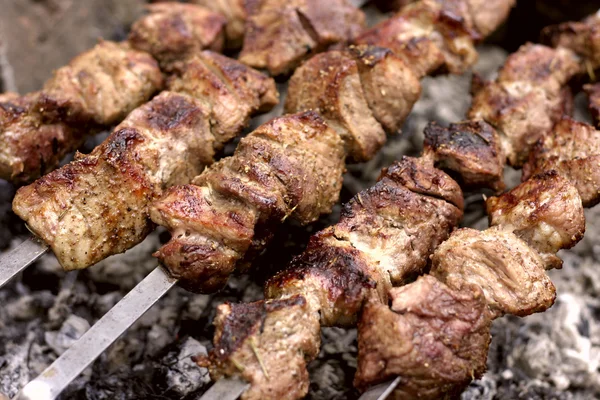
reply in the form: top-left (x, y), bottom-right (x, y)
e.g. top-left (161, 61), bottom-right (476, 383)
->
top-left (0, 236), bottom-right (48, 288)
top-left (13, 266), bottom-right (176, 400)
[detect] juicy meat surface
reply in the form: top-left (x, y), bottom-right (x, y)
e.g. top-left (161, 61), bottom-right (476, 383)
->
top-left (468, 44), bottom-right (580, 167)
top-left (167, 51), bottom-right (278, 147)
top-left (423, 120), bottom-right (505, 192)
top-left (267, 157), bottom-right (463, 327)
top-left (486, 171), bottom-right (585, 268)
top-left (39, 40), bottom-right (163, 126)
top-left (129, 2), bottom-right (226, 69)
top-left (151, 112), bottom-right (345, 292)
top-left (13, 54), bottom-right (277, 271)
top-left (430, 226), bottom-right (556, 318)
top-left (1, 41), bottom-right (163, 184)
top-left (197, 296), bottom-right (321, 400)
top-left (354, 0), bottom-right (481, 77)
top-left (0, 93), bottom-right (84, 184)
top-left (541, 13), bottom-right (600, 70)
top-left (239, 0), bottom-right (365, 75)
top-left (523, 117), bottom-right (600, 207)
top-left (285, 46), bottom-right (420, 161)
top-left (354, 276), bottom-right (492, 399)
top-left (190, 0), bottom-right (252, 48)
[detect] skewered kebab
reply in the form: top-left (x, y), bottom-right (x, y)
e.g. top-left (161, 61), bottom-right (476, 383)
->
top-left (0, 2), bottom-right (232, 185)
top-left (12, 52), bottom-right (278, 271)
top-left (355, 168), bottom-right (586, 399)
top-left (0, 41), bottom-right (163, 184)
top-left (10, 0), bottom-right (515, 396)
top-left (196, 29), bottom-right (588, 400)
top-left (4, 0), bottom-right (504, 282)
top-left (191, 0), bottom-right (367, 75)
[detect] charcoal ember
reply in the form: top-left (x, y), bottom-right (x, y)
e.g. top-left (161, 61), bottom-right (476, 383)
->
top-left (6, 291), bottom-right (54, 321)
top-left (45, 315), bottom-right (90, 355)
top-left (165, 337), bottom-right (210, 395)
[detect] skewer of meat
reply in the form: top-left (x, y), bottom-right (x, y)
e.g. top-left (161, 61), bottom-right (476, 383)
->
top-left (11, 0), bottom-right (516, 397)
top-left (0, 2), bottom-right (230, 185)
top-left (355, 165), bottom-right (588, 398)
top-left (196, 20), bottom-right (590, 400)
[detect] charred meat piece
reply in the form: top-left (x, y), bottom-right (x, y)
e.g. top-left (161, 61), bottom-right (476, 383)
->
top-left (190, 0), bottom-right (253, 48)
top-left (1, 41), bottom-right (163, 184)
top-left (354, 0), bottom-right (479, 77)
top-left (468, 44), bottom-right (580, 167)
top-left (152, 112), bottom-right (345, 292)
top-left (541, 13), bottom-right (600, 70)
top-left (347, 45), bottom-right (422, 134)
top-left (38, 40), bottom-right (163, 126)
top-left (239, 0), bottom-right (365, 75)
top-left (354, 276), bottom-right (492, 400)
top-left (129, 3), bottom-right (226, 69)
top-left (486, 170), bottom-right (585, 269)
top-left (584, 83), bottom-right (600, 128)
top-left (167, 51), bottom-right (278, 147)
top-left (423, 120), bottom-right (505, 192)
top-left (267, 157), bottom-right (463, 327)
top-left (196, 296), bottom-right (321, 400)
top-left (0, 93), bottom-right (84, 184)
top-left (430, 226), bottom-right (556, 317)
top-left (523, 118), bottom-right (600, 207)
top-left (285, 46), bottom-right (420, 161)
top-left (13, 55), bottom-right (277, 271)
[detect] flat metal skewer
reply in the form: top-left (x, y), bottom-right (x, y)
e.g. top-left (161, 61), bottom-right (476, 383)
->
top-left (14, 266), bottom-right (177, 400)
top-left (0, 236), bottom-right (49, 288)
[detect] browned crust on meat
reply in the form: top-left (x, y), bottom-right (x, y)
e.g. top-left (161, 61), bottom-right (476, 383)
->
top-left (152, 112), bottom-right (346, 292)
top-left (354, 276), bottom-right (492, 399)
top-left (585, 83), bottom-right (600, 127)
top-left (423, 120), bottom-right (506, 192)
top-left (239, 0), bottom-right (365, 75)
top-left (129, 2), bottom-right (227, 69)
top-left (486, 170), bottom-right (585, 270)
top-left (468, 44), bottom-right (581, 167)
top-left (0, 93), bottom-right (87, 184)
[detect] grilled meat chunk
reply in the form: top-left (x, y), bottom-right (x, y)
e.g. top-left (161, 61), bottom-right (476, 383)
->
top-left (486, 171), bottom-right (585, 269)
top-left (354, 276), bottom-right (492, 399)
top-left (585, 83), bottom-right (600, 127)
top-left (38, 40), bottom-right (163, 126)
top-left (1, 41), bottom-right (163, 184)
top-left (285, 47), bottom-right (420, 161)
top-left (523, 118), bottom-right (600, 207)
top-left (374, 0), bottom-right (515, 37)
top-left (13, 55), bottom-right (277, 271)
top-left (423, 120), bottom-right (505, 192)
top-left (430, 226), bottom-right (556, 317)
top-left (152, 112), bottom-right (345, 292)
top-left (354, 0), bottom-right (478, 77)
top-left (541, 13), bottom-right (600, 70)
top-left (129, 3), bottom-right (226, 69)
top-left (203, 158), bottom-right (463, 396)
top-left (197, 296), bottom-right (321, 400)
top-left (0, 93), bottom-right (84, 184)
top-left (468, 44), bottom-right (580, 166)
top-left (190, 0), bottom-right (252, 48)
top-left (167, 51), bottom-right (278, 147)
top-left (348, 45), bottom-right (422, 134)
top-left (268, 158), bottom-right (463, 327)
top-left (239, 0), bottom-right (365, 75)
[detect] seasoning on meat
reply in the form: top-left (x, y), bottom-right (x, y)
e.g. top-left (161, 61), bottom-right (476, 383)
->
top-left (354, 276), bottom-right (492, 399)
top-left (12, 53), bottom-right (277, 271)
top-left (239, 0), bottom-right (366, 75)
top-left (129, 2), bottom-right (227, 69)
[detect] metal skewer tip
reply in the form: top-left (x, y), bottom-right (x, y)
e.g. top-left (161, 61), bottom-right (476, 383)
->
top-left (0, 236), bottom-right (49, 289)
top-left (14, 266), bottom-right (177, 400)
